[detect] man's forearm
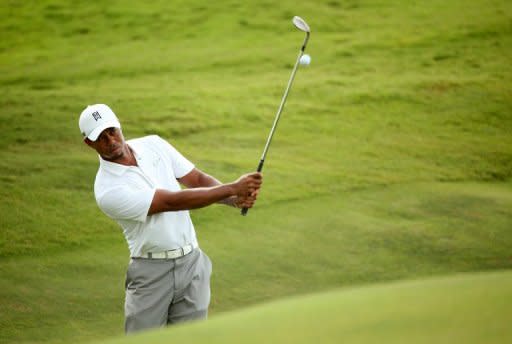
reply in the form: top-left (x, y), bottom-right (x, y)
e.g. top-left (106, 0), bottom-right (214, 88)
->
top-left (149, 184), bottom-right (236, 214)
top-left (198, 172), bottom-right (222, 187)
top-left (194, 172), bottom-right (237, 207)
top-left (177, 168), bottom-right (246, 208)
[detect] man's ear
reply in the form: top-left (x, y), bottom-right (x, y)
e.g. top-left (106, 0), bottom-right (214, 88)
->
top-left (84, 137), bottom-right (93, 147)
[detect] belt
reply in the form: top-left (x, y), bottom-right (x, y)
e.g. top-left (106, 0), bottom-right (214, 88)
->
top-left (136, 244), bottom-right (197, 259)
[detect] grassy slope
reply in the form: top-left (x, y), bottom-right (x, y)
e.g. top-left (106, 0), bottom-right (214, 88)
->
top-left (1, 181), bottom-right (512, 344)
top-left (97, 270), bottom-right (512, 344)
top-left (0, 0), bottom-right (511, 343)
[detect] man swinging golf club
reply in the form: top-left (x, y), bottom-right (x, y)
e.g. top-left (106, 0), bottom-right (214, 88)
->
top-left (79, 103), bottom-right (262, 333)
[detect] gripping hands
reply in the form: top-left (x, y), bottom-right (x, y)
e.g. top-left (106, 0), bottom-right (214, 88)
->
top-left (231, 172), bottom-right (262, 209)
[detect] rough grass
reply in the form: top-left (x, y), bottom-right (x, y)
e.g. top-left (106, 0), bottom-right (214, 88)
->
top-left (0, 0), bottom-right (511, 343)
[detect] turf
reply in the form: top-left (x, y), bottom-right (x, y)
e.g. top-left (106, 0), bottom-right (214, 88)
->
top-left (0, 0), bottom-right (511, 343)
top-left (96, 270), bottom-right (512, 344)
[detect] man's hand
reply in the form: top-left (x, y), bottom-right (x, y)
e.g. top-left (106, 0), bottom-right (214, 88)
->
top-left (232, 172), bottom-right (262, 198)
top-left (228, 172), bottom-right (262, 209)
top-left (233, 188), bottom-right (260, 209)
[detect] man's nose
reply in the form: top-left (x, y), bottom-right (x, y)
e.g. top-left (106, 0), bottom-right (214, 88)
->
top-left (105, 132), bottom-right (116, 144)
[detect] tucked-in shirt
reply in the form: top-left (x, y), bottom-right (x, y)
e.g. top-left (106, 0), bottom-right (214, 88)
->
top-left (94, 135), bottom-right (197, 257)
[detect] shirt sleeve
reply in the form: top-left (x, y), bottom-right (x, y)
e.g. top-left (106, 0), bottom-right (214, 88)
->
top-left (154, 136), bottom-right (195, 178)
top-left (96, 184), bottom-right (156, 222)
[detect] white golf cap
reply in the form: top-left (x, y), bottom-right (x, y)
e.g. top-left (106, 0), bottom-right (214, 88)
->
top-left (79, 104), bottom-right (121, 141)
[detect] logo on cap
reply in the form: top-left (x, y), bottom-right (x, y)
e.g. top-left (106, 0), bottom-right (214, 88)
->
top-left (92, 111), bottom-right (102, 121)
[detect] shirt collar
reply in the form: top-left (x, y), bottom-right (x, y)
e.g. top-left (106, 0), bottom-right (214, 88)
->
top-left (98, 144), bottom-right (142, 176)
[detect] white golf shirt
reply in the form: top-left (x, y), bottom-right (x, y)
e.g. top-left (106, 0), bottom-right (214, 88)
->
top-left (94, 135), bottom-right (198, 257)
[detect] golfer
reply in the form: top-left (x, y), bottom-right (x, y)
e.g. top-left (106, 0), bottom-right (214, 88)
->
top-left (79, 104), bottom-right (262, 333)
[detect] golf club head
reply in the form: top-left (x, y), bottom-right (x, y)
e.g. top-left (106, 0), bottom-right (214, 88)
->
top-left (293, 16), bottom-right (310, 33)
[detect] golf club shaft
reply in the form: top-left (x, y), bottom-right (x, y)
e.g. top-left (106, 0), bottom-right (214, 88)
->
top-left (241, 32), bottom-right (310, 216)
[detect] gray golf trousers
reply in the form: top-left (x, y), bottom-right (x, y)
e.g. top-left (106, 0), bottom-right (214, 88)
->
top-left (124, 248), bottom-right (212, 333)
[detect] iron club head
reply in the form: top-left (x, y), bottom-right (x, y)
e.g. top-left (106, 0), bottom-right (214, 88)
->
top-left (293, 16), bottom-right (310, 33)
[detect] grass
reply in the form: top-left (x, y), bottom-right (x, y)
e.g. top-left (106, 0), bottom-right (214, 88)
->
top-left (0, 0), bottom-right (511, 343)
top-left (96, 270), bottom-right (512, 344)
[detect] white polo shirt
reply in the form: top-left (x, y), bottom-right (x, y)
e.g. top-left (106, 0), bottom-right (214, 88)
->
top-left (94, 135), bottom-right (198, 257)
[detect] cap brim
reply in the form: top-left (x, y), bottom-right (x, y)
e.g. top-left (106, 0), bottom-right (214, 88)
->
top-left (87, 121), bottom-right (121, 141)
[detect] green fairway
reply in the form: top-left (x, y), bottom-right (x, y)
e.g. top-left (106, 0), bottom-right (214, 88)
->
top-left (1, 0), bottom-right (511, 343)
top-left (96, 270), bottom-right (512, 344)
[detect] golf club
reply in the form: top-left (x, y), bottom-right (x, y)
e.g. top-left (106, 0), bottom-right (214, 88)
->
top-left (241, 16), bottom-right (311, 216)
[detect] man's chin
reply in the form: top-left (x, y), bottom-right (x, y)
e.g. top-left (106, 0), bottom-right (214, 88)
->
top-left (103, 150), bottom-right (124, 162)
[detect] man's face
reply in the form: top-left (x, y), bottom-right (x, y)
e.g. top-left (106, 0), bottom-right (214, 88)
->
top-left (85, 127), bottom-right (126, 161)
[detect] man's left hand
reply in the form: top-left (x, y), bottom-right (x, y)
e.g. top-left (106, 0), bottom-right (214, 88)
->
top-left (233, 189), bottom-right (260, 209)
